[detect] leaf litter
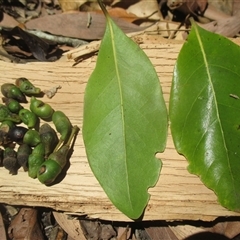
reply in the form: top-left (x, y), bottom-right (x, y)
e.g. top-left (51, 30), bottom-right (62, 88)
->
top-left (1, 0), bottom-right (240, 239)
top-left (1, 0), bottom-right (240, 61)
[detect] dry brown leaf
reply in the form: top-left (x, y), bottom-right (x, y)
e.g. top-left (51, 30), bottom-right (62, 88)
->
top-left (208, 0), bottom-right (233, 16)
top-left (194, 0), bottom-right (208, 12)
top-left (101, 223), bottom-right (117, 239)
top-left (127, 0), bottom-right (162, 20)
top-left (167, 0), bottom-right (208, 15)
top-left (25, 12), bottom-right (144, 40)
top-left (80, 1), bottom-right (101, 11)
top-left (203, 3), bottom-right (230, 21)
top-left (58, 0), bottom-right (87, 11)
top-left (117, 226), bottom-right (131, 240)
top-left (199, 15), bottom-right (240, 37)
top-left (108, 7), bottom-right (139, 23)
top-left (0, 211), bottom-right (7, 240)
top-left (170, 225), bottom-right (206, 239)
top-left (0, 13), bottom-right (19, 28)
top-left (8, 208), bottom-right (44, 240)
top-left (2, 26), bottom-right (56, 61)
top-left (3, 45), bottom-right (32, 57)
top-left (58, 0), bottom-right (114, 11)
top-left (233, 0), bottom-right (240, 16)
top-left (53, 212), bottom-right (85, 240)
top-left (145, 225), bottom-right (179, 240)
top-left (210, 221), bottom-right (240, 239)
top-left (80, 219), bottom-right (116, 240)
top-left (80, 0), bottom-right (114, 11)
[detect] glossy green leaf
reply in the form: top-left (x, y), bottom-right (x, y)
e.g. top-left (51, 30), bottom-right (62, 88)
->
top-left (82, 1), bottom-right (168, 219)
top-left (169, 21), bottom-right (240, 211)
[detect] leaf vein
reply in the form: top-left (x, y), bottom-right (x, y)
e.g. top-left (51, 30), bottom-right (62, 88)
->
top-left (109, 18), bottom-right (133, 211)
top-left (195, 25), bottom-right (236, 193)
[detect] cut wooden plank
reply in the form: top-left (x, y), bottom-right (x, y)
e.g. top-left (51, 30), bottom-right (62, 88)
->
top-left (0, 36), bottom-right (240, 222)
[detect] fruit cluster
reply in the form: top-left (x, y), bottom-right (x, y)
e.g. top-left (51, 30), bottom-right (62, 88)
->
top-left (0, 78), bottom-right (79, 185)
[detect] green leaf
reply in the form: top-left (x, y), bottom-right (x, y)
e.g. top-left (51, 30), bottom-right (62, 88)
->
top-left (82, 1), bottom-right (168, 219)
top-left (169, 21), bottom-right (240, 211)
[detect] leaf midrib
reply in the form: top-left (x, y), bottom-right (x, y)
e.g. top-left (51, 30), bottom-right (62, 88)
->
top-left (108, 17), bottom-right (133, 210)
top-left (194, 24), bottom-right (235, 188)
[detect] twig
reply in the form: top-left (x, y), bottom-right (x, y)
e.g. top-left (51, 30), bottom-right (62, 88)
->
top-left (26, 29), bottom-right (89, 47)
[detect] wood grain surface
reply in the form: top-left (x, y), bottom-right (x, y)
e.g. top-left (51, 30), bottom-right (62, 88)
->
top-left (0, 35), bottom-right (239, 222)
